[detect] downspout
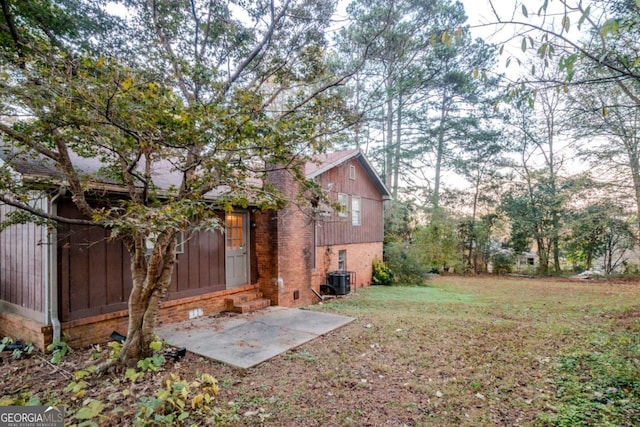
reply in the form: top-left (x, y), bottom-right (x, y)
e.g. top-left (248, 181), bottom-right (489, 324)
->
top-left (47, 186), bottom-right (66, 343)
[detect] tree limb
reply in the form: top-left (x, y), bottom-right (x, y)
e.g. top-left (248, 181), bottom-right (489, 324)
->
top-left (0, 194), bottom-right (96, 226)
top-left (223, 0), bottom-right (290, 96)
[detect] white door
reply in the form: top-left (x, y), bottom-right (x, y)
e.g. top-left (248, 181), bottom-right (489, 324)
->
top-left (225, 212), bottom-right (249, 288)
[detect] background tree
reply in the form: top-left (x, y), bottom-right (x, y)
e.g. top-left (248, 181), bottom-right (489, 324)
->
top-left (453, 125), bottom-right (506, 272)
top-left (418, 32), bottom-right (501, 209)
top-left (601, 216), bottom-right (636, 274)
top-left (338, 0), bottom-right (436, 196)
top-left (565, 203), bottom-right (605, 271)
top-left (0, 0), bottom-right (351, 366)
top-left (500, 172), bottom-right (567, 275)
top-left (571, 81), bottom-right (640, 234)
top-left (338, 0), bottom-right (504, 203)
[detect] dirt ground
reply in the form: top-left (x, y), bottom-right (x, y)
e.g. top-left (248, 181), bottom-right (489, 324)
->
top-left (1, 275), bottom-right (639, 426)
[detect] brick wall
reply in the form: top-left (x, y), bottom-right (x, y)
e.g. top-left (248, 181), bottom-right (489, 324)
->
top-left (0, 311), bottom-right (52, 351)
top-left (276, 206), bottom-right (315, 307)
top-left (254, 210), bottom-right (280, 306)
top-left (266, 166), bottom-right (316, 307)
top-left (311, 242), bottom-right (383, 291)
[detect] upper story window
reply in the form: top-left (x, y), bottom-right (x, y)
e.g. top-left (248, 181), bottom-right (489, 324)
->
top-left (337, 193), bottom-right (348, 217)
top-left (351, 196), bottom-right (361, 226)
top-left (349, 165), bottom-right (356, 180)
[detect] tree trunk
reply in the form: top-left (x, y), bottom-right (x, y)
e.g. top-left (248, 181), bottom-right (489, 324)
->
top-left (469, 171), bottom-right (483, 274)
top-left (536, 235), bottom-right (549, 275)
top-left (586, 250), bottom-right (593, 271)
top-left (385, 83), bottom-right (394, 190)
top-left (119, 232), bottom-right (177, 367)
top-left (433, 92), bottom-right (449, 209)
top-left (392, 90), bottom-right (402, 199)
top-left (627, 142), bottom-right (640, 235)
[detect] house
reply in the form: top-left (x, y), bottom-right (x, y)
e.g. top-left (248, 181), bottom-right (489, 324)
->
top-left (0, 148), bottom-right (390, 350)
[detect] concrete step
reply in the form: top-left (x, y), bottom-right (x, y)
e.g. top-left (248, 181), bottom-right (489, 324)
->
top-left (229, 298), bottom-right (271, 314)
top-left (224, 290), bottom-right (264, 310)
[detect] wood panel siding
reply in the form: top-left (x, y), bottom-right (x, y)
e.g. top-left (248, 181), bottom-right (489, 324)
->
top-left (315, 158), bottom-right (385, 246)
top-left (57, 198), bottom-right (227, 322)
top-left (169, 224), bottom-right (226, 298)
top-left (0, 199), bottom-right (48, 321)
top-left (57, 198), bottom-right (134, 322)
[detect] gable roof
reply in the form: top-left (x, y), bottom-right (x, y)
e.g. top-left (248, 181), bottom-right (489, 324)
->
top-left (0, 147), bottom-right (241, 198)
top-left (1, 144), bottom-right (391, 201)
top-left (305, 148), bottom-right (392, 200)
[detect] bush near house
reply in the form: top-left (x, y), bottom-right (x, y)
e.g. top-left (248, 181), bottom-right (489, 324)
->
top-left (371, 258), bottom-right (394, 286)
top-left (384, 242), bottom-right (432, 285)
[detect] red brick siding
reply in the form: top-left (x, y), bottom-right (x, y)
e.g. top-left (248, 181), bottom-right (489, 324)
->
top-left (0, 311), bottom-right (52, 351)
top-left (254, 210), bottom-right (280, 305)
top-left (267, 167), bottom-right (316, 307)
top-left (311, 242), bottom-right (383, 291)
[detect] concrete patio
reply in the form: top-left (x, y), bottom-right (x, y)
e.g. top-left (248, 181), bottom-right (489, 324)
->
top-left (157, 306), bottom-right (354, 369)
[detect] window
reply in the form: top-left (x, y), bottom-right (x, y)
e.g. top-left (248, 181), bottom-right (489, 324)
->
top-left (338, 250), bottom-right (347, 271)
top-left (225, 213), bottom-right (244, 251)
top-left (145, 231), bottom-right (185, 254)
top-left (337, 193), bottom-right (348, 217)
top-left (349, 165), bottom-right (356, 180)
top-left (351, 196), bottom-right (361, 226)
top-left (175, 232), bottom-right (185, 254)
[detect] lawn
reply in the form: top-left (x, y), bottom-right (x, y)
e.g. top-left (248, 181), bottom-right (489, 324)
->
top-left (1, 276), bottom-right (639, 426)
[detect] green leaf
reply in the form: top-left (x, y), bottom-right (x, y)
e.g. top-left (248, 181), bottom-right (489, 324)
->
top-left (521, 4), bottom-right (528, 18)
top-left (149, 340), bottom-right (163, 352)
top-left (578, 5), bottom-right (591, 28)
top-left (538, 44), bottom-right (547, 58)
top-left (74, 400), bottom-right (105, 420)
top-left (26, 397), bottom-right (41, 406)
top-left (601, 18), bottom-right (619, 37)
top-left (521, 37), bottom-right (527, 52)
top-left (541, 0), bottom-right (549, 14)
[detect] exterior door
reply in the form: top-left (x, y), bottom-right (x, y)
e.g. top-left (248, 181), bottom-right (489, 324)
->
top-left (225, 212), bottom-right (249, 288)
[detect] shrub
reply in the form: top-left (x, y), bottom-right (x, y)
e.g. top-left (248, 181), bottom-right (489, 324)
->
top-left (491, 252), bottom-right (514, 275)
top-left (371, 258), bottom-right (393, 286)
top-left (384, 242), bottom-right (432, 285)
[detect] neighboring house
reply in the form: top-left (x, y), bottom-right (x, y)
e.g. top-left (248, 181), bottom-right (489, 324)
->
top-left (0, 148), bottom-right (390, 350)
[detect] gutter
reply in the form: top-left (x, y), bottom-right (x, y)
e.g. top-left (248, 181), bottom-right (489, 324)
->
top-left (47, 186), bottom-right (65, 343)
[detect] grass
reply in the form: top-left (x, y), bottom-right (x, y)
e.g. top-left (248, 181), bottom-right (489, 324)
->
top-left (303, 276), bottom-right (640, 426)
top-left (1, 275), bottom-right (639, 426)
